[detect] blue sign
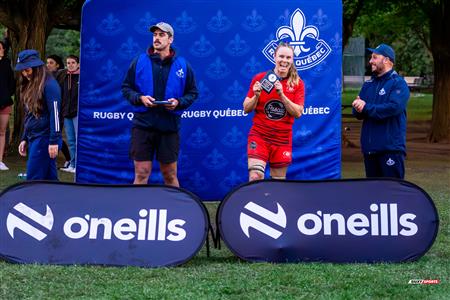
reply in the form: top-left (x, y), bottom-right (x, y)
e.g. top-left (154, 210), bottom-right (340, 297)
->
top-left (218, 179), bottom-right (438, 263)
top-left (77, 0), bottom-right (342, 200)
top-left (0, 182), bottom-right (209, 267)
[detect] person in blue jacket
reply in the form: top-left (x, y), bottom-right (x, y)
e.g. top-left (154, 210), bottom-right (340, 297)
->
top-left (15, 49), bottom-right (62, 180)
top-left (122, 22), bottom-right (198, 186)
top-left (352, 44), bottom-right (410, 179)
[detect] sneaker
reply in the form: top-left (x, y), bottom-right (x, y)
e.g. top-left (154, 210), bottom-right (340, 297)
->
top-left (0, 161), bottom-right (9, 171)
top-left (60, 161), bottom-right (70, 169)
top-left (61, 166), bottom-right (76, 173)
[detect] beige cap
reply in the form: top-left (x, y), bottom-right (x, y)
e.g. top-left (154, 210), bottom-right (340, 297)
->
top-left (149, 22), bottom-right (174, 37)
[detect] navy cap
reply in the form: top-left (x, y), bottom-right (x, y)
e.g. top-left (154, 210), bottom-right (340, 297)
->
top-left (15, 49), bottom-right (45, 71)
top-left (367, 44), bottom-right (395, 63)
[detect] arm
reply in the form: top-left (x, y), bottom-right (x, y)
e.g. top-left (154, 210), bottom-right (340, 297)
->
top-left (7, 59), bottom-right (15, 96)
top-left (275, 81), bottom-right (303, 118)
top-left (44, 80), bottom-right (62, 146)
top-left (243, 77), bottom-right (261, 113)
top-left (173, 62), bottom-right (199, 110)
top-left (362, 80), bottom-right (410, 120)
top-left (121, 58), bottom-right (144, 106)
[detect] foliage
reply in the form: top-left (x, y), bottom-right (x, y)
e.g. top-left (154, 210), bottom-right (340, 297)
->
top-left (45, 28), bottom-right (80, 59)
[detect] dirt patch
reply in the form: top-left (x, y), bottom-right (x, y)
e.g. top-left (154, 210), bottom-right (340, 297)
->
top-left (342, 120), bottom-right (450, 162)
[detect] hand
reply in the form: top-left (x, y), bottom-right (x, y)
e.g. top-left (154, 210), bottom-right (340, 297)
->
top-left (140, 95), bottom-right (156, 107)
top-left (253, 81), bottom-right (262, 97)
top-left (274, 80), bottom-right (283, 96)
top-left (165, 98), bottom-right (179, 110)
top-left (18, 141), bottom-right (27, 157)
top-left (352, 96), bottom-right (366, 113)
top-left (48, 144), bottom-right (59, 159)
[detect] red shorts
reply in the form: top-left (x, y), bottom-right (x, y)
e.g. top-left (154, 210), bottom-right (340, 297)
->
top-left (248, 134), bottom-right (292, 168)
top-left (0, 105), bottom-right (12, 115)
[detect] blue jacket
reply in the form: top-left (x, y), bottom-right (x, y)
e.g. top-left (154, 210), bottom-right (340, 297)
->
top-left (22, 77), bottom-right (62, 144)
top-left (352, 69), bottom-right (410, 154)
top-left (121, 48), bottom-right (198, 132)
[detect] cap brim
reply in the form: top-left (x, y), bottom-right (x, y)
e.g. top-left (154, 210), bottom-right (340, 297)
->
top-left (14, 60), bottom-right (45, 71)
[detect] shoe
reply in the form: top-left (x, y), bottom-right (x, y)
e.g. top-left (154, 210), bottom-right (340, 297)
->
top-left (60, 161), bottom-right (70, 169)
top-left (61, 166), bottom-right (76, 173)
top-left (0, 161), bottom-right (9, 171)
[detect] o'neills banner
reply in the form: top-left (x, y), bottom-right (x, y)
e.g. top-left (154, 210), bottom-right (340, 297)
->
top-left (0, 182), bottom-right (209, 267)
top-left (218, 179), bottom-right (439, 263)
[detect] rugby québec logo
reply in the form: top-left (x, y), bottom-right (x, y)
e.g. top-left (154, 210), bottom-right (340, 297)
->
top-left (7, 203), bottom-right (54, 241)
top-left (262, 8), bottom-right (332, 70)
top-left (240, 202), bottom-right (287, 239)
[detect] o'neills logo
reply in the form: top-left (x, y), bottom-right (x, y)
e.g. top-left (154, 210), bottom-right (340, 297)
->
top-left (262, 8), bottom-right (332, 70)
top-left (264, 100), bottom-right (286, 120)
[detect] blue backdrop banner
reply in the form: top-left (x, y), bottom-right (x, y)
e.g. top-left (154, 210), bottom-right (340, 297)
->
top-left (0, 182), bottom-right (209, 267)
top-left (77, 0), bottom-right (342, 200)
top-left (218, 179), bottom-right (439, 263)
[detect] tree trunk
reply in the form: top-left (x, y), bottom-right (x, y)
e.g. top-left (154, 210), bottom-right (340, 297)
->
top-left (7, 0), bottom-right (51, 147)
top-left (428, 0), bottom-right (450, 142)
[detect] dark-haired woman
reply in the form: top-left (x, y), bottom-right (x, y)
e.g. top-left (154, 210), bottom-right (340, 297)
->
top-left (15, 49), bottom-right (61, 180)
top-left (0, 40), bottom-right (15, 171)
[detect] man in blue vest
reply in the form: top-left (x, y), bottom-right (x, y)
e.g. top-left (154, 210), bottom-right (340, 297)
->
top-left (122, 22), bottom-right (198, 186)
top-left (352, 43), bottom-right (410, 179)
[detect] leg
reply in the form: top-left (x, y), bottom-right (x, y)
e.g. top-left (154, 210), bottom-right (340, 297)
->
top-left (248, 158), bottom-right (266, 181)
top-left (0, 113), bottom-right (10, 162)
top-left (64, 118), bottom-right (76, 168)
top-left (156, 132), bottom-right (179, 186)
top-left (364, 154), bottom-right (382, 178)
top-left (27, 136), bottom-right (58, 180)
top-left (380, 153), bottom-right (405, 179)
top-left (129, 127), bottom-right (156, 184)
top-left (134, 160), bottom-right (152, 184)
top-left (160, 162), bottom-right (179, 187)
top-left (61, 140), bottom-right (71, 162)
top-left (270, 166), bottom-right (288, 180)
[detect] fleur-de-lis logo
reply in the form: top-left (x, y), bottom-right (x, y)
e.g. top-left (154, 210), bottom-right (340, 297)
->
top-left (262, 8), bottom-right (332, 71)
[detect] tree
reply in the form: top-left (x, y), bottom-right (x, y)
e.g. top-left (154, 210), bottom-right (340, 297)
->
top-left (0, 0), bottom-right (84, 146)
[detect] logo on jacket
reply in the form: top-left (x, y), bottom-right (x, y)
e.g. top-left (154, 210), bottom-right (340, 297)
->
top-left (176, 68), bottom-right (185, 78)
top-left (262, 8), bottom-right (331, 71)
top-left (7, 203), bottom-right (54, 241)
top-left (240, 202), bottom-right (287, 239)
top-left (264, 100), bottom-right (287, 120)
top-left (379, 88), bottom-right (386, 96)
top-left (386, 158), bottom-right (395, 166)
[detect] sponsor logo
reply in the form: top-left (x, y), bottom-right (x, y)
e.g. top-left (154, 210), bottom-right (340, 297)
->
top-left (7, 204), bottom-right (187, 242)
top-left (262, 8), bottom-right (331, 71)
top-left (379, 88), bottom-right (386, 95)
top-left (264, 100), bottom-right (286, 120)
top-left (240, 202), bottom-right (287, 239)
top-left (7, 203), bottom-right (54, 241)
top-left (386, 158), bottom-right (395, 166)
top-left (240, 202), bottom-right (418, 238)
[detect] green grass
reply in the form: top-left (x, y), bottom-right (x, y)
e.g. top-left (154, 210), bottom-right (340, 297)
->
top-left (342, 89), bottom-right (433, 121)
top-left (0, 154), bottom-right (449, 299)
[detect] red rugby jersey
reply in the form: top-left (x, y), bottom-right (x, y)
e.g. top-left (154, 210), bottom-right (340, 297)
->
top-left (246, 71), bottom-right (305, 145)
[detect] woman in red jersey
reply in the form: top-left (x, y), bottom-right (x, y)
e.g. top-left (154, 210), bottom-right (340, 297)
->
top-left (243, 42), bottom-right (305, 181)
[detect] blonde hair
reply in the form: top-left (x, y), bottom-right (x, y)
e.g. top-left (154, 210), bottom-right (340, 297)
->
top-left (20, 65), bottom-right (49, 117)
top-left (275, 42), bottom-right (300, 88)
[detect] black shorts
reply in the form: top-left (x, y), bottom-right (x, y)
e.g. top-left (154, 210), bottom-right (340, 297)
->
top-left (130, 127), bottom-right (179, 163)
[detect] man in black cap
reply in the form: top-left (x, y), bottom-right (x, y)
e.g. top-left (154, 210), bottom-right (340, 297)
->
top-left (352, 43), bottom-right (410, 179)
top-left (122, 22), bottom-right (198, 186)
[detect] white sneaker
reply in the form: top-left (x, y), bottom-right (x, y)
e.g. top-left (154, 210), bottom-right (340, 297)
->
top-left (59, 161), bottom-right (70, 170)
top-left (61, 166), bottom-right (76, 173)
top-left (0, 161), bottom-right (9, 171)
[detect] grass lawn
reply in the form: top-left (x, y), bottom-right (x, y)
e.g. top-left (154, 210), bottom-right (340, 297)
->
top-left (0, 155), bottom-right (448, 299)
